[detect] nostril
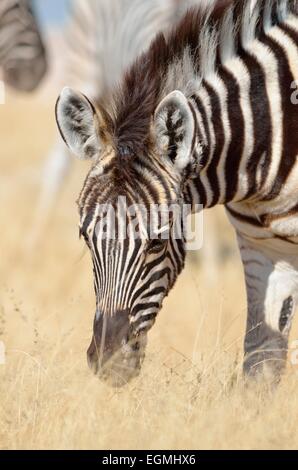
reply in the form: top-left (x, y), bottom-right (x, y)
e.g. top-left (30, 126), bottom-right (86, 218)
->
top-left (87, 350), bottom-right (92, 368)
top-left (87, 346), bottom-right (94, 366)
top-left (87, 344), bottom-right (101, 375)
top-left (87, 334), bottom-right (109, 370)
top-left (131, 341), bottom-right (140, 352)
top-left (87, 337), bottom-right (98, 362)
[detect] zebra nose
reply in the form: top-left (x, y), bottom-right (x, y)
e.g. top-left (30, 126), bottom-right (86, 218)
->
top-left (87, 309), bottom-right (131, 369)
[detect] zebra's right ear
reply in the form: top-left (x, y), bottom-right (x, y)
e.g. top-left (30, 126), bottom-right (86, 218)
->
top-left (55, 87), bottom-right (111, 160)
top-left (154, 90), bottom-right (196, 173)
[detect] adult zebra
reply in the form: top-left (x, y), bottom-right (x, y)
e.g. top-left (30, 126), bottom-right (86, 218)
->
top-left (56, 0), bottom-right (298, 386)
top-left (0, 0), bottom-right (47, 92)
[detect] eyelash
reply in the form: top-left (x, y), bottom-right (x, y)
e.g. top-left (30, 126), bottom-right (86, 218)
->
top-left (147, 239), bottom-right (166, 254)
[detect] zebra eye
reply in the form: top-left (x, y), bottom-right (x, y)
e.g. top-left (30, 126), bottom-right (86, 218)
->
top-left (147, 239), bottom-right (166, 254)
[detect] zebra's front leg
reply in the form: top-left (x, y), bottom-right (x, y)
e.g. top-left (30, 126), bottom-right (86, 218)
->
top-left (238, 234), bottom-right (298, 381)
top-left (25, 139), bottom-right (73, 251)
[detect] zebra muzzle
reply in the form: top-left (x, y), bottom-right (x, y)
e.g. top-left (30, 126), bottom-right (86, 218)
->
top-left (87, 310), bottom-right (147, 387)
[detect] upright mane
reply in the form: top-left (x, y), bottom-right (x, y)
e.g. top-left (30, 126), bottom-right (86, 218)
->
top-left (105, 0), bottom-right (297, 155)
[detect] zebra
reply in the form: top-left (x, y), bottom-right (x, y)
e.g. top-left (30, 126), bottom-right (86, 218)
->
top-left (31, 0), bottom-right (206, 247)
top-left (55, 0), bottom-right (298, 386)
top-left (32, 0), bottom-right (225, 293)
top-left (0, 0), bottom-right (47, 92)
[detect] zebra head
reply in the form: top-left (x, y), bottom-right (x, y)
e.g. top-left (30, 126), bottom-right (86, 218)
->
top-left (56, 86), bottom-right (201, 386)
top-left (0, 0), bottom-right (47, 92)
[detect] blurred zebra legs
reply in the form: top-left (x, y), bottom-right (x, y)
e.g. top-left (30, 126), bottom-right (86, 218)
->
top-left (42, 139), bottom-right (73, 197)
top-left (26, 138), bottom-right (73, 249)
top-left (238, 234), bottom-right (298, 382)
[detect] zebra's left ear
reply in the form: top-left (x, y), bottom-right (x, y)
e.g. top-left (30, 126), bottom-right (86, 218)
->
top-left (55, 87), bottom-right (112, 160)
top-left (154, 90), bottom-right (196, 173)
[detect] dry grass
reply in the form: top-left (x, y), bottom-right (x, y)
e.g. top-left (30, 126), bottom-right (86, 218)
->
top-left (1, 93), bottom-right (298, 450)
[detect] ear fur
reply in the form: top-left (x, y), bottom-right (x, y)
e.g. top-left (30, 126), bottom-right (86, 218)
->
top-left (55, 87), bottom-right (112, 159)
top-left (154, 90), bottom-right (196, 172)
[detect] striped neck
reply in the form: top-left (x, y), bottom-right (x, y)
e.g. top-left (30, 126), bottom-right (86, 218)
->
top-left (184, 16), bottom-right (297, 210)
top-left (105, 1), bottom-right (298, 213)
top-left (186, 70), bottom-right (265, 210)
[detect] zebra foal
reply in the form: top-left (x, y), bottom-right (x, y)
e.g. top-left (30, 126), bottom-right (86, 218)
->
top-left (31, 0), bottom-right (187, 248)
top-left (0, 0), bottom-right (46, 92)
top-left (56, 0), bottom-right (298, 386)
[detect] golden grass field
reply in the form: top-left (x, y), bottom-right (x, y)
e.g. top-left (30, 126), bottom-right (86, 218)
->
top-left (1, 92), bottom-right (298, 450)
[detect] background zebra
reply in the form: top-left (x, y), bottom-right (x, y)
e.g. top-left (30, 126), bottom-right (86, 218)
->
top-left (56, 0), bottom-right (298, 387)
top-left (0, 0), bottom-right (47, 92)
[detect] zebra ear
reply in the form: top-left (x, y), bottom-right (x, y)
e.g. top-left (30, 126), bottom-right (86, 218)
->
top-left (55, 87), bottom-right (111, 160)
top-left (154, 90), bottom-right (195, 172)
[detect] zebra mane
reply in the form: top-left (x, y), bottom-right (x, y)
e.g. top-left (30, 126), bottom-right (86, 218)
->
top-left (107, 0), bottom-right (297, 156)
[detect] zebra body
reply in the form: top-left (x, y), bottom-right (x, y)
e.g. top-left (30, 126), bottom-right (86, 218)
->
top-left (56, 0), bottom-right (298, 385)
top-left (0, 0), bottom-right (46, 91)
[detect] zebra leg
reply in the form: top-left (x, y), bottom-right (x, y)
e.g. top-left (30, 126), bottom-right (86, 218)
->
top-left (39, 138), bottom-right (73, 206)
top-left (238, 234), bottom-right (298, 381)
top-left (26, 139), bottom-right (73, 250)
